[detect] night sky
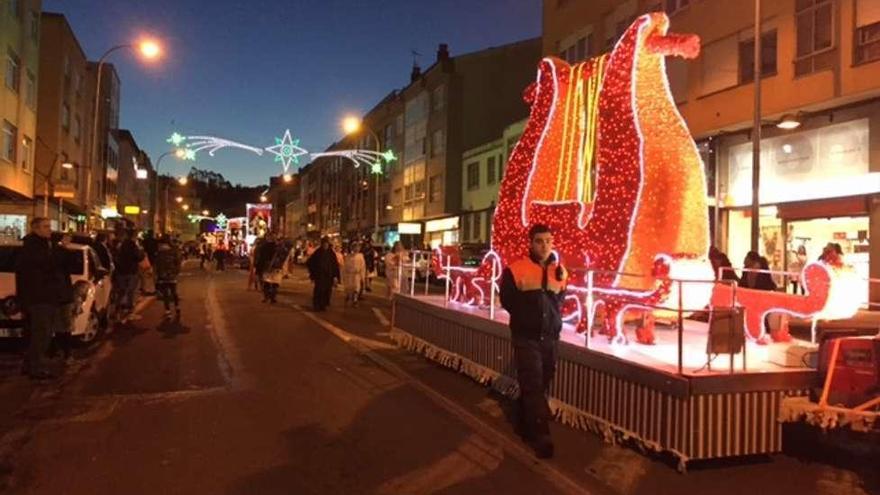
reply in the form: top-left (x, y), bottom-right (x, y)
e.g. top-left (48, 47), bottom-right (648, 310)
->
top-left (43, 0), bottom-right (541, 186)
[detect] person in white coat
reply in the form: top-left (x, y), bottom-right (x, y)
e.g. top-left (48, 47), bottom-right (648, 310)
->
top-left (384, 241), bottom-right (409, 297)
top-left (342, 242), bottom-right (367, 307)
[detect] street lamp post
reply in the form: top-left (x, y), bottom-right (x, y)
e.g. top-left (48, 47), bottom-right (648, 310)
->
top-left (152, 148), bottom-right (185, 233)
top-left (86, 40), bottom-right (162, 230)
top-left (342, 116), bottom-right (382, 244)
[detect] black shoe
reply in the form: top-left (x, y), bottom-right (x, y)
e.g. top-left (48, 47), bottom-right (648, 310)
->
top-left (532, 437), bottom-right (554, 459)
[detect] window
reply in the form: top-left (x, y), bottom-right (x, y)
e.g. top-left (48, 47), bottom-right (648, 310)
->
top-left (486, 156), bottom-right (496, 185)
top-left (855, 0), bottom-right (880, 64)
top-left (466, 162), bottom-right (480, 189)
top-left (396, 115), bottom-right (404, 135)
top-left (73, 116), bottom-right (81, 143)
top-left (739, 30), bottom-right (778, 83)
top-left (665, 0), bottom-right (689, 15)
top-left (384, 123), bottom-right (394, 142)
top-left (498, 154), bottom-right (505, 182)
top-left (795, 0), bottom-right (834, 76)
top-left (20, 135), bottom-right (31, 172)
top-left (60, 153), bottom-right (69, 181)
top-left (429, 175), bottom-right (442, 202)
top-left (5, 49), bottom-right (20, 92)
top-left (61, 104), bottom-right (70, 131)
top-left (701, 35), bottom-right (739, 95)
top-left (29, 11), bottom-right (39, 42)
top-left (24, 70), bottom-right (35, 108)
top-left (432, 85), bottom-right (445, 111)
top-left (2, 121), bottom-right (17, 162)
top-left (431, 129), bottom-right (445, 156)
top-left (472, 212), bottom-right (482, 240)
top-left (414, 180), bottom-right (425, 199)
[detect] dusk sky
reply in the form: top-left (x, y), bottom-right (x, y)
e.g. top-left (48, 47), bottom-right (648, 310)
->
top-left (43, 0), bottom-right (541, 186)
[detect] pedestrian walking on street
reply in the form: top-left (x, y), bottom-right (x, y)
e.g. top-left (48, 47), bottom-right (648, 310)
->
top-left (15, 218), bottom-right (77, 379)
top-left (113, 229), bottom-right (145, 321)
top-left (499, 224), bottom-right (568, 459)
top-left (362, 240), bottom-right (376, 293)
top-left (154, 236), bottom-right (182, 319)
top-left (262, 240), bottom-right (290, 304)
top-left (384, 241), bottom-right (409, 297)
top-left (214, 241), bottom-right (228, 271)
top-left (342, 241), bottom-right (366, 307)
top-left (253, 234), bottom-right (276, 296)
top-left (306, 237), bottom-right (340, 311)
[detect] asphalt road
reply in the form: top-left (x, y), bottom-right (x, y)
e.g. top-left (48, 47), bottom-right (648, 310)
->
top-left (0, 264), bottom-right (876, 494)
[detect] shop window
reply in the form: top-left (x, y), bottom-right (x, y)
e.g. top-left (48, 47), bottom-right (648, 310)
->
top-left (486, 156), bottom-right (496, 185)
top-left (466, 162), bottom-right (480, 190)
top-left (739, 30), bottom-right (778, 83)
top-left (795, 0), bottom-right (835, 76)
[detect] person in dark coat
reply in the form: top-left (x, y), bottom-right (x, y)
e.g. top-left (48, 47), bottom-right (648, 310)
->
top-left (361, 240), bottom-right (376, 293)
top-left (154, 236), bottom-right (182, 319)
top-left (306, 237), bottom-right (340, 311)
top-left (499, 224), bottom-right (568, 459)
top-left (741, 251), bottom-right (777, 291)
top-left (113, 230), bottom-right (144, 318)
top-left (253, 234), bottom-right (277, 295)
top-left (15, 218), bottom-right (77, 379)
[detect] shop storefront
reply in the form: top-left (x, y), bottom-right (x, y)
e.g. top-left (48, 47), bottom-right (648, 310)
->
top-left (424, 216), bottom-right (459, 249)
top-left (722, 117), bottom-right (875, 301)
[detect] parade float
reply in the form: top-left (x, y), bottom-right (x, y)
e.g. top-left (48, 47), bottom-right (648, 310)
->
top-left (389, 13), bottom-right (867, 469)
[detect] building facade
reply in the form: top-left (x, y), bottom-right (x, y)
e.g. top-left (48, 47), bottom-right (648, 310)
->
top-left (86, 61), bottom-right (120, 221)
top-left (459, 120), bottom-right (525, 247)
top-left (544, 0), bottom-right (880, 301)
top-left (113, 129), bottom-right (154, 230)
top-left (0, 0), bottom-right (41, 241)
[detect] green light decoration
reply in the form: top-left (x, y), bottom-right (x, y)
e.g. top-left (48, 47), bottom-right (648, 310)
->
top-left (181, 148), bottom-right (197, 161)
top-left (382, 150), bottom-right (397, 163)
top-left (215, 213), bottom-right (228, 229)
top-left (371, 161), bottom-right (383, 175)
top-left (167, 132), bottom-right (186, 147)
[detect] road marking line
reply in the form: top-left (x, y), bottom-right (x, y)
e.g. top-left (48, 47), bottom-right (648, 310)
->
top-left (372, 307), bottom-right (391, 327)
top-left (294, 307), bottom-right (591, 495)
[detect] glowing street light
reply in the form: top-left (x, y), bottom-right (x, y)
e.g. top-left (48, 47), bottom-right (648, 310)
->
top-left (282, 173), bottom-right (293, 183)
top-left (61, 162), bottom-right (74, 170)
top-left (177, 176), bottom-right (188, 185)
top-left (342, 115), bottom-right (362, 135)
top-left (137, 39), bottom-right (162, 60)
top-left (201, 210), bottom-right (210, 216)
top-left (181, 204), bottom-right (190, 211)
top-left (175, 196), bottom-right (183, 203)
top-left (260, 194), bottom-right (268, 203)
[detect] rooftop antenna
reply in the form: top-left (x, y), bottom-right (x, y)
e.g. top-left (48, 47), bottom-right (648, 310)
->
top-left (411, 49), bottom-right (422, 67)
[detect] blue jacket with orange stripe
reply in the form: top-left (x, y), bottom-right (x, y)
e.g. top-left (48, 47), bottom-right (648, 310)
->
top-left (499, 254), bottom-right (568, 340)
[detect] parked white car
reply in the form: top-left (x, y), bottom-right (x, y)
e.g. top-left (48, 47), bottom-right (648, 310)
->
top-left (0, 243), bottom-right (112, 343)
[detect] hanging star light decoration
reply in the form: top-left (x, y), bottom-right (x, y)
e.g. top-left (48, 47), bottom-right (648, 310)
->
top-left (265, 129), bottom-right (308, 172)
top-left (371, 161), bottom-right (383, 175)
top-left (382, 150), bottom-right (397, 163)
top-left (181, 147), bottom-right (197, 161)
top-left (167, 132), bottom-right (186, 146)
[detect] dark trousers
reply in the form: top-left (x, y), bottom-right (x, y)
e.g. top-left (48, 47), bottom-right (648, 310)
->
top-left (263, 282), bottom-right (279, 302)
top-left (25, 304), bottom-right (63, 374)
top-left (512, 337), bottom-right (558, 442)
top-left (312, 279), bottom-right (333, 310)
top-left (156, 281), bottom-right (179, 310)
top-left (215, 254), bottom-right (226, 271)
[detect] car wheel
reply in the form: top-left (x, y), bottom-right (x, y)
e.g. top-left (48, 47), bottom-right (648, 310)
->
top-left (78, 309), bottom-right (102, 344)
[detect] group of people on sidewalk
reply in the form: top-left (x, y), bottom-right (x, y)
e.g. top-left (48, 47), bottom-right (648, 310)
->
top-left (15, 218), bottom-right (184, 380)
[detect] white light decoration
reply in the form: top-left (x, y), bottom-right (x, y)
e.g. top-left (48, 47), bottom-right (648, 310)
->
top-left (265, 129), bottom-right (308, 172)
top-left (310, 149), bottom-right (396, 174)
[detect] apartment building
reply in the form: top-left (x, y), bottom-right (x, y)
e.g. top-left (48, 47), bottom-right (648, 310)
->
top-left (544, 0), bottom-right (880, 300)
top-left (114, 129), bottom-right (154, 229)
top-left (86, 60), bottom-right (120, 219)
top-left (0, 0), bottom-right (40, 241)
top-left (458, 120), bottom-right (525, 247)
top-left (35, 12), bottom-right (92, 232)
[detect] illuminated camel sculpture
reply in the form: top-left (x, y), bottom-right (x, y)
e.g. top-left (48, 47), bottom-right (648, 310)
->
top-left (435, 13), bottom-right (859, 344)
